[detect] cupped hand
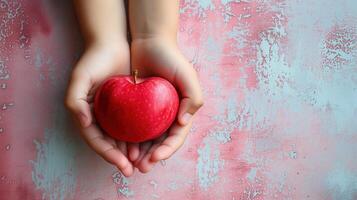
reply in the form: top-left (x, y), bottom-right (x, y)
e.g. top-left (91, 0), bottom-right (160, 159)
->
top-left (128, 36), bottom-right (204, 173)
top-left (65, 42), bottom-right (135, 177)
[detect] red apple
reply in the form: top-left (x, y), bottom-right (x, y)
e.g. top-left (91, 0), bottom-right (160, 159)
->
top-left (94, 73), bottom-right (179, 143)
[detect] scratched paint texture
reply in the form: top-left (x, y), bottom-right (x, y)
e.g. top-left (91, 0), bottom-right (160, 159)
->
top-left (0, 0), bottom-right (357, 199)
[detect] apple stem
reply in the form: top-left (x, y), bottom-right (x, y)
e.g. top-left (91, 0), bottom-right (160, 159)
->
top-left (133, 69), bottom-right (138, 84)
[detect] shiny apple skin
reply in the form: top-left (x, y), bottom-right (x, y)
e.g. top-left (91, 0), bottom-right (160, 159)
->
top-left (94, 76), bottom-right (179, 143)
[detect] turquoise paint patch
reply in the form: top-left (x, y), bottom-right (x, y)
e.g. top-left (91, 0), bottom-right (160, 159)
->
top-left (197, 137), bottom-right (224, 190)
top-left (254, 137), bottom-right (279, 152)
top-left (286, 0), bottom-right (357, 32)
top-left (197, 0), bottom-right (215, 10)
top-left (31, 108), bottom-right (80, 200)
top-left (34, 48), bottom-right (43, 69)
top-left (205, 36), bottom-right (222, 62)
top-left (227, 93), bottom-right (238, 123)
top-left (210, 73), bottom-right (223, 96)
top-left (326, 166), bottom-right (357, 200)
top-left (247, 167), bottom-right (257, 182)
top-left (285, 14), bottom-right (357, 134)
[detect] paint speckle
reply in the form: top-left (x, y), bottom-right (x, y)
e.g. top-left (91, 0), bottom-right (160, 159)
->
top-left (0, 60), bottom-right (10, 80)
top-left (149, 180), bottom-right (158, 190)
top-left (2, 102), bottom-right (14, 110)
top-left (289, 151), bottom-right (297, 159)
top-left (168, 182), bottom-right (179, 191)
top-left (112, 172), bottom-right (134, 198)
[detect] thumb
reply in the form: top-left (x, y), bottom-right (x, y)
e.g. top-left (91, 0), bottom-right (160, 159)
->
top-left (65, 72), bottom-right (92, 128)
top-left (177, 97), bottom-right (204, 126)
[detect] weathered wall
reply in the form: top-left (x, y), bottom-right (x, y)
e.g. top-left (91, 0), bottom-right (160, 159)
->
top-left (1, 0), bottom-right (357, 199)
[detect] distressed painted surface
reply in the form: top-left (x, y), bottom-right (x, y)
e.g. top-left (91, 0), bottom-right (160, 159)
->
top-left (1, 0), bottom-right (357, 199)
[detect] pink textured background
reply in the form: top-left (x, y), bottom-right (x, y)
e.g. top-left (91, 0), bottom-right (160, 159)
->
top-left (1, 0), bottom-right (357, 199)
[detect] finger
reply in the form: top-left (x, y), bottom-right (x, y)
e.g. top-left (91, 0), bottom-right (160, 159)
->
top-left (174, 60), bottom-right (204, 126)
top-left (116, 141), bottom-right (128, 157)
top-left (137, 134), bottom-right (166, 173)
top-left (136, 144), bottom-right (159, 173)
top-left (151, 121), bottom-right (192, 162)
top-left (127, 143), bottom-right (140, 162)
top-left (65, 70), bottom-right (92, 128)
top-left (177, 97), bottom-right (201, 126)
top-left (134, 141), bottom-right (152, 167)
top-left (80, 124), bottom-right (134, 177)
top-left (102, 148), bottom-right (134, 177)
top-left (87, 103), bottom-right (98, 124)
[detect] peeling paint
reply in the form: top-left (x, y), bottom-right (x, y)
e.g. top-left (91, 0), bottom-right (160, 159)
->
top-left (2, 0), bottom-right (357, 199)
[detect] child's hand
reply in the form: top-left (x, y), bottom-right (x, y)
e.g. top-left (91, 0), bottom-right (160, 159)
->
top-left (68, 0), bottom-right (135, 177)
top-left (65, 43), bottom-right (135, 177)
top-left (128, 36), bottom-right (203, 173)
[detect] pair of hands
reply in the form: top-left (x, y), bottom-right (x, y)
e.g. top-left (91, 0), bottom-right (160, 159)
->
top-left (65, 37), bottom-right (203, 176)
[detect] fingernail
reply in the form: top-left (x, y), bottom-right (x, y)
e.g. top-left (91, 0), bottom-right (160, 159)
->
top-left (181, 113), bottom-right (192, 125)
top-left (78, 112), bottom-right (88, 127)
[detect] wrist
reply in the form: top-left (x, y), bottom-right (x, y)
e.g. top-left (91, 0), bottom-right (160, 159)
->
top-left (85, 39), bottom-right (129, 53)
top-left (131, 33), bottom-right (178, 50)
top-left (82, 40), bottom-right (130, 72)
